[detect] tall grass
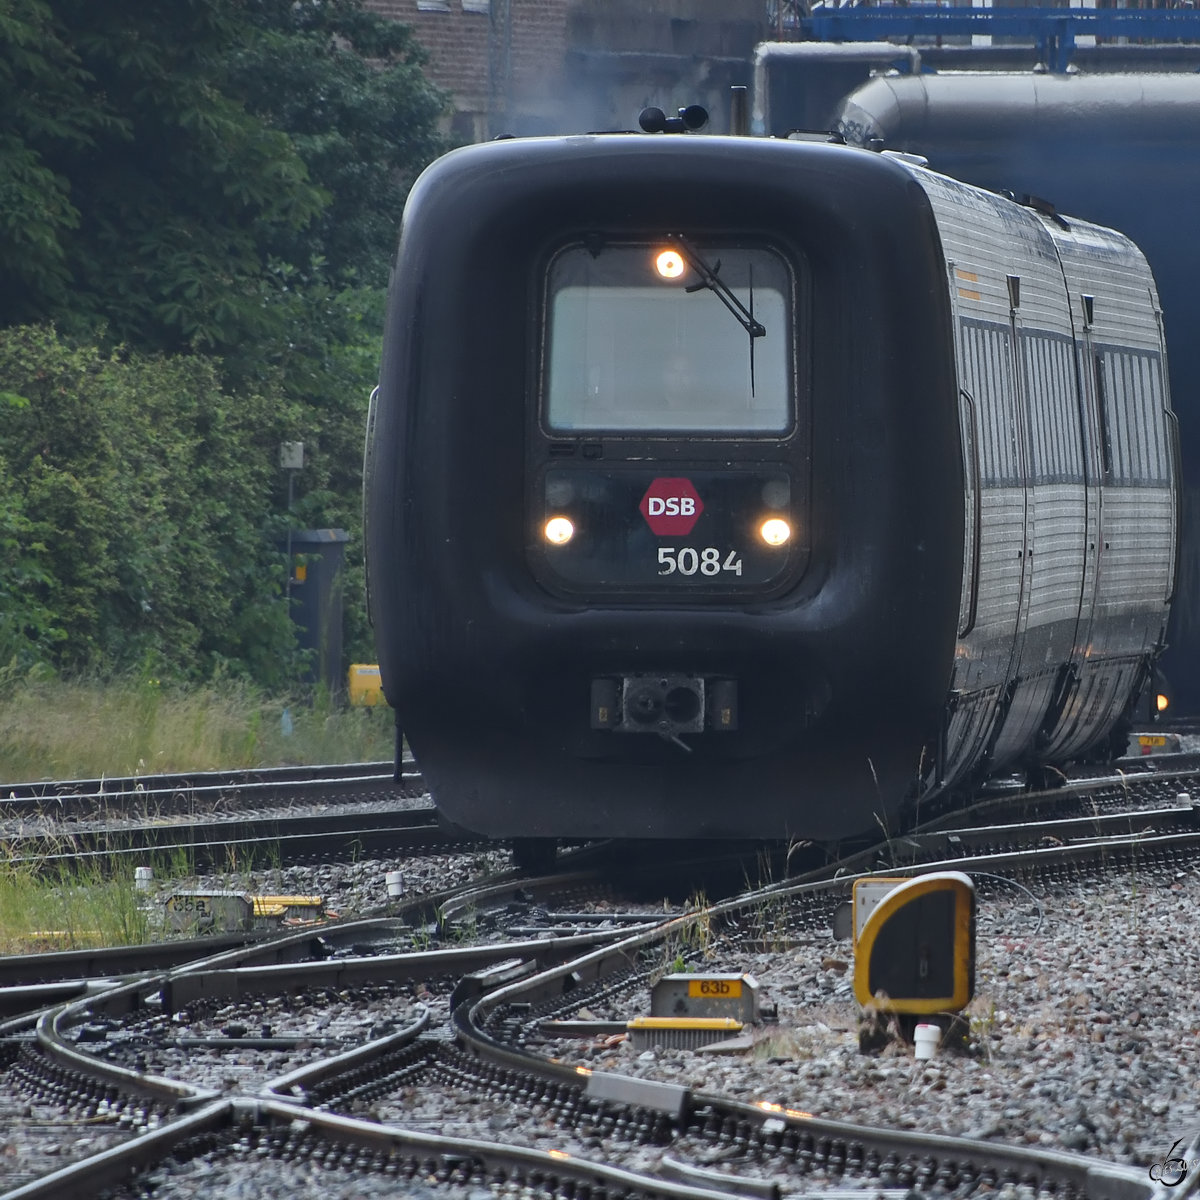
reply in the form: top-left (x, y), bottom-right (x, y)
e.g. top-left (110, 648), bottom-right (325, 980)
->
top-left (0, 675), bottom-right (395, 784)
top-left (0, 861), bottom-right (154, 953)
top-left (0, 677), bottom-right (397, 953)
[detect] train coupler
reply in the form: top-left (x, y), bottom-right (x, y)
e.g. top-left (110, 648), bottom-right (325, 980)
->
top-left (589, 674), bottom-right (737, 736)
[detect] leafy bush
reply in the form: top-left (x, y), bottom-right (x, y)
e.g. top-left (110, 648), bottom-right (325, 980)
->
top-left (0, 1), bottom-right (449, 686)
top-left (0, 325), bottom-right (303, 683)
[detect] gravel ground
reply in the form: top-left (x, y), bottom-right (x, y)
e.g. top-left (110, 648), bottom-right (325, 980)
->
top-left (80, 983), bottom-right (432, 1097)
top-left (140, 847), bottom-right (511, 934)
top-left (0, 1058), bottom-right (139, 1193)
top-left (15, 849), bottom-right (1200, 1199)
top-left (109, 856), bottom-right (1200, 1198)
top-left (111, 1139), bottom-right (521, 1200)
top-left (535, 860), bottom-right (1200, 1174)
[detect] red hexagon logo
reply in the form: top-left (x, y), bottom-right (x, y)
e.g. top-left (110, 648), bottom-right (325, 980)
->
top-left (639, 477), bottom-right (704, 536)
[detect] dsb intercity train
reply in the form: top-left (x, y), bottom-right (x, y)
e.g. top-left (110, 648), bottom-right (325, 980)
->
top-left (364, 130), bottom-right (1177, 847)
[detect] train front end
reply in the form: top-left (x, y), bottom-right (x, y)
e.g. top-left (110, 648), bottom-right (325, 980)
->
top-left (366, 134), bottom-right (964, 842)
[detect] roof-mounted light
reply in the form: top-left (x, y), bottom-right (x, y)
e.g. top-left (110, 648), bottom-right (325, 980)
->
top-left (655, 250), bottom-right (685, 279)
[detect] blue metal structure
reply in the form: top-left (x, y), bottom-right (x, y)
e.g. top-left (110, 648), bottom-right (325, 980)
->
top-left (800, 6), bottom-right (1200, 73)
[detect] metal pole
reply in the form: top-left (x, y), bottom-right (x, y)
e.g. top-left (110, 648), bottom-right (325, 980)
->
top-left (285, 470), bottom-right (295, 605)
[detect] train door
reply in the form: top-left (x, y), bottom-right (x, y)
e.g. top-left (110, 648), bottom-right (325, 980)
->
top-left (1075, 304), bottom-right (1105, 664)
top-left (1036, 234), bottom-right (1174, 760)
top-left (937, 262), bottom-right (1026, 787)
top-left (983, 278), bottom-right (1035, 768)
top-left (1027, 299), bottom-right (1113, 762)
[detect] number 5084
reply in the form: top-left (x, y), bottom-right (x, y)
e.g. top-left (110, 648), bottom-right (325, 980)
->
top-left (658, 547), bottom-right (743, 577)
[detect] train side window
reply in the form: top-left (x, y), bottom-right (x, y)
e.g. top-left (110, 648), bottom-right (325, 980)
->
top-left (1116, 354), bottom-right (1137, 481)
top-left (1093, 353), bottom-right (1113, 480)
top-left (991, 326), bottom-right (1016, 484)
top-left (1139, 355), bottom-right (1166, 481)
top-left (1036, 339), bottom-right (1055, 481)
top-left (1040, 339), bottom-right (1058, 480)
top-left (1135, 356), bottom-right (1154, 480)
top-left (1019, 332), bottom-right (1081, 485)
top-left (970, 325), bottom-right (1000, 482)
top-left (1075, 346), bottom-right (1099, 484)
top-left (1052, 338), bottom-right (1083, 482)
top-left (1063, 341), bottom-right (1083, 479)
top-left (965, 320), bottom-right (1018, 486)
top-left (1119, 354), bottom-right (1144, 480)
top-left (1154, 361), bottom-right (1168, 480)
top-left (1105, 354), bottom-right (1126, 480)
top-left (1022, 336), bottom-right (1046, 482)
top-left (1094, 348), bottom-right (1175, 485)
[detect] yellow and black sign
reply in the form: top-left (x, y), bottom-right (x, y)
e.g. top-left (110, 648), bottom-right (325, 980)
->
top-left (852, 872), bottom-right (975, 1014)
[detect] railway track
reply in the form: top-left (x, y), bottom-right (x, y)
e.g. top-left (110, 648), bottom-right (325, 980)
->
top-left (0, 761), bottom-right (424, 830)
top-left (1, 759), bottom-right (1199, 1198)
top-left (0, 804), bottom-right (460, 871)
top-left (0, 761), bottom-right (443, 870)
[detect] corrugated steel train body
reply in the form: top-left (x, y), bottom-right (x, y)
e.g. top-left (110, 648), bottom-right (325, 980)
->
top-left (835, 72), bottom-right (1195, 710)
top-left (903, 163), bottom-right (1175, 786)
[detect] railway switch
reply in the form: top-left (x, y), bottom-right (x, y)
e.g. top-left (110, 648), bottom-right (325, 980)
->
top-left (852, 873), bottom-right (975, 1014)
top-left (622, 974), bottom-right (762, 1052)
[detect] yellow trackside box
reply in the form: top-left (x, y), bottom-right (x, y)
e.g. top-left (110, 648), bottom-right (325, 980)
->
top-left (348, 663), bottom-right (385, 706)
top-left (853, 872), bottom-right (976, 1015)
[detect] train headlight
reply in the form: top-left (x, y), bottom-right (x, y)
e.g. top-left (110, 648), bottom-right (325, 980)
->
top-left (543, 516), bottom-right (575, 545)
top-left (654, 250), bottom-right (685, 279)
top-left (759, 517), bottom-right (791, 547)
top-left (1157, 692), bottom-right (1170, 714)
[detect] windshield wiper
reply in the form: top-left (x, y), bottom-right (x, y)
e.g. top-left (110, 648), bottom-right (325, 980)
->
top-left (671, 236), bottom-right (766, 340)
top-left (670, 235), bottom-right (765, 395)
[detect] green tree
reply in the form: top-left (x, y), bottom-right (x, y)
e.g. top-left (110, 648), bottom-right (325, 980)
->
top-left (217, 2), bottom-right (448, 666)
top-left (1, 1), bottom-right (327, 356)
top-left (0, 1), bottom-right (449, 683)
top-left (0, 0), bottom-right (447, 360)
top-left (0, 326), bottom-right (302, 683)
top-left (227, 0), bottom-right (447, 289)
top-left (0, 1), bottom-right (117, 325)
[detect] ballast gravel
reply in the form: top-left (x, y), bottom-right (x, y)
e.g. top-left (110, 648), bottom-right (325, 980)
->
top-left (152, 847), bottom-right (511, 927)
top-left (548, 863), bottom-right (1200, 1172)
top-left (15, 852), bottom-right (1200, 1198)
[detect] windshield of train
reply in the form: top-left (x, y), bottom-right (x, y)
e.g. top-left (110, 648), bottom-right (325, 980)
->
top-left (544, 242), bottom-right (793, 434)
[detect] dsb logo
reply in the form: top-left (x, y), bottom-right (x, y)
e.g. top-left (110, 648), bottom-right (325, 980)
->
top-left (647, 496), bottom-right (696, 517)
top-left (640, 477), bottom-right (704, 536)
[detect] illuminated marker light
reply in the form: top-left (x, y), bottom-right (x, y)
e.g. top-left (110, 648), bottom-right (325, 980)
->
top-left (1157, 693), bottom-right (1170, 714)
top-left (759, 517), bottom-right (791, 547)
top-left (544, 516), bottom-right (575, 545)
top-left (655, 249), bottom-right (685, 279)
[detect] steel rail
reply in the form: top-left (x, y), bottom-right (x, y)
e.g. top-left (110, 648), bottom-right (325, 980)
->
top-left (1, 804), bottom-right (450, 868)
top-left (0, 764), bottom-right (424, 828)
top-left (0, 760), bottom-right (404, 804)
top-left (4, 786), bottom-right (1197, 1199)
top-left (449, 827), bottom-right (1200, 1200)
top-left (1, 1091), bottom-right (785, 1200)
top-left (454, 931), bottom-right (1153, 1200)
